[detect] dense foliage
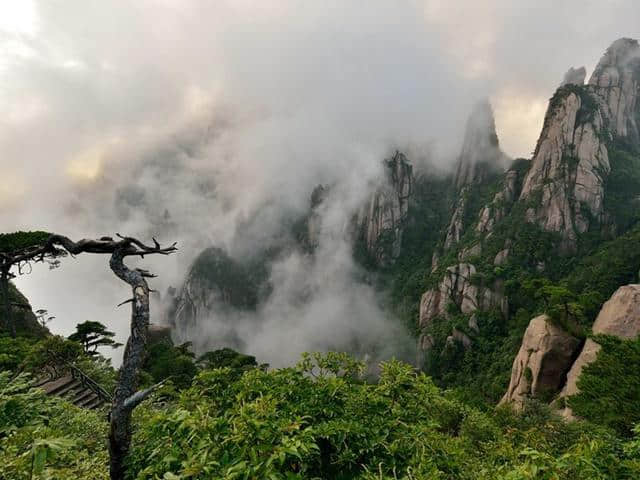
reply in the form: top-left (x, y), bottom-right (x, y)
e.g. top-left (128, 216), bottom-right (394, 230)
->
top-left (0, 231), bottom-right (51, 253)
top-left (133, 354), bottom-right (640, 478)
top-left (0, 372), bottom-right (109, 479)
top-left (569, 335), bottom-right (640, 436)
top-left (141, 341), bottom-right (199, 390)
top-left (1, 333), bottom-right (639, 478)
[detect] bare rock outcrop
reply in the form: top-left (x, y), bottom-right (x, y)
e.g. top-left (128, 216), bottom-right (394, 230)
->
top-left (476, 167), bottom-right (521, 237)
top-left (454, 100), bottom-right (506, 190)
top-left (417, 263), bottom-right (507, 353)
top-left (168, 247), bottom-right (264, 335)
top-left (357, 151), bottom-right (413, 266)
top-left (518, 86), bottom-right (610, 247)
top-left (446, 328), bottom-right (472, 350)
top-left (444, 199), bottom-right (466, 250)
top-left (561, 66), bottom-right (586, 86)
top-left (559, 284), bottom-right (640, 416)
top-left (588, 38), bottom-right (640, 148)
top-left (519, 38), bottom-right (640, 248)
top-left (500, 315), bottom-right (580, 408)
top-left (305, 184), bottom-right (329, 250)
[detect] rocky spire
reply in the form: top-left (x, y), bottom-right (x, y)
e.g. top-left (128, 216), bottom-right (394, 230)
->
top-left (560, 66), bottom-right (586, 86)
top-left (443, 100), bottom-right (505, 250)
top-left (453, 100), bottom-right (504, 190)
top-left (589, 38), bottom-right (640, 148)
top-left (518, 38), bottom-right (640, 249)
top-left (357, 151), bottom-right (413, 266)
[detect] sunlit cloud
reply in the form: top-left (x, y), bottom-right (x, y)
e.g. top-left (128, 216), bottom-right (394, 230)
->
top-left (493, 88), bottom-right (548, 159)
top-left (0, 0), bottom-right (37, 35)
top-left (0, 173), bottom-right (26, 210)
top-left (66, 147), bottom-right (105, 182)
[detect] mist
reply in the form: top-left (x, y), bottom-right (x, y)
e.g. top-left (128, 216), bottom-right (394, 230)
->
top-left (1, 1), bottom-right (638, 365)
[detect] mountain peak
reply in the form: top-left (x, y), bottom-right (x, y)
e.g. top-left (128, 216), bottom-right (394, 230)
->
top-left (589, 37), bottom-right (640, 146)
top-left (454, 100), bottom-right (504, 189)
top-left (560, 66), bottom-right (586, 86)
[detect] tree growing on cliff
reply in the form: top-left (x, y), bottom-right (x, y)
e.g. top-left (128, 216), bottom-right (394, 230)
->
top-left (69, 320), bottom-right (122, 356)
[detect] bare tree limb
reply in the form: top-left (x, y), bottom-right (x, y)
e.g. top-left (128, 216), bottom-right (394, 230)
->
top-left (122, 379), bottom-right (168, 411)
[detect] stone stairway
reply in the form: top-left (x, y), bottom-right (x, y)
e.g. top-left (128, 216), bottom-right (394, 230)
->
top-left (34, 365), bottom-right (112, 410)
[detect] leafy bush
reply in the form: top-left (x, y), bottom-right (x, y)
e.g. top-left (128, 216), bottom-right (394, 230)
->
top-left (569, 335), bottom-right (640, 436)
top-left (141, 341), bottom-right (198, 390)
top-left (127, 354), bottom-right (640, 479)
top-left (0, 372), bottom-right (109, 479)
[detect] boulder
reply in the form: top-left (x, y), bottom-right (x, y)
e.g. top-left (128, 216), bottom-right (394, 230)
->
top-left (500, 315), bottom-right (580, 408)
top-left (148, 324), bottom-right (173, 346)
top-left (493, 249), bottom-right (509, 266)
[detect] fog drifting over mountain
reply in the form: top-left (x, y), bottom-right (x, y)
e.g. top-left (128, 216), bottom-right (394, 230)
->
top-left (1, 1), bottom-right (638, 364)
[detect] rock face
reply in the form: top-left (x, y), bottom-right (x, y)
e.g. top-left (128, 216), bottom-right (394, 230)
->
top-left (446, 328), bottom-right (472, 350)
top-left (589, 38), bottom-right (640, 148)
top-left (0, 284), bottom-right (48, 338)
top-left (305, 184), bottom-right (329, 251)
top-left (500, 315), bottom-right (581, 408)
top-left (559, 284), bottom-right (640, 412)
top-left (148, 324), bottom-right (173, 346)
top-left (358, 151), bottom-right (413, 265)
top-left (444, 199), bottom-right (466, 250)
top-left (518, 86), bottom-right (610, 247)
top-left (169, 247), bottom-right (265, 332)
top-left (519, 38), bottom-right (640, 248)
top-left (475, 168), bottom-right (521, 237)
top-left (417, 263), bottom-right (507, 350)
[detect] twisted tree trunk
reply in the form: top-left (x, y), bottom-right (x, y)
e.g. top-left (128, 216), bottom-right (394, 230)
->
top-left (108, 246), bottom-right (151, 479)
top-left (0, 268), bottom-right (13, 337)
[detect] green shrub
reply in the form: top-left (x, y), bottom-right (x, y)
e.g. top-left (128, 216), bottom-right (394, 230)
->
top-left (569, 335), bottom-right (640, 436)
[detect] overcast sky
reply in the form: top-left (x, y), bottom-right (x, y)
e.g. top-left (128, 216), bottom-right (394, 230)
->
top-left (1, 1), bottom-right (638, 363)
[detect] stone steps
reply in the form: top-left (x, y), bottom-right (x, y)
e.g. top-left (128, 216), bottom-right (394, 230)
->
top-left (35, 372), bottom-right (109, 410)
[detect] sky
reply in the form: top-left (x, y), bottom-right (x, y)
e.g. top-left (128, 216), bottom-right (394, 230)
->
top-left (1, 0), bottom-right (638, 364)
